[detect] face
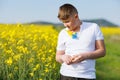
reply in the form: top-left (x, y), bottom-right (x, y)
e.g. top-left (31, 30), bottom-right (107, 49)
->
top-left (62, 14), bottom-right (79, 31)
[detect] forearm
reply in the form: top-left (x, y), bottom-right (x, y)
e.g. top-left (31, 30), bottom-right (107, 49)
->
top-left (84, 49), bottom-right (106, 60)
top-left (85, 40), bottom-right (106, 59)
top-left (56, 54), bottom-right (64, 64)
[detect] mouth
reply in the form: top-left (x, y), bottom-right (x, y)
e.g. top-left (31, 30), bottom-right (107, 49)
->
top-left (66, 26), bottom-right (70, 29)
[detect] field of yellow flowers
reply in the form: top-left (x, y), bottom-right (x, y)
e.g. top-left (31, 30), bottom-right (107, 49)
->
top-left (0, 24), bottom-right (59, 80)
top-left (0, 24), bottom-right (120, 80)
top-left (101, 27), bottom-right (120, 35)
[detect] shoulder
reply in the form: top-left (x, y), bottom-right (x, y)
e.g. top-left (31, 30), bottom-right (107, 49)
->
top-left (82, 22), bottom-right (99, 27)
top-left (82, 22), bottom-right (100, 30)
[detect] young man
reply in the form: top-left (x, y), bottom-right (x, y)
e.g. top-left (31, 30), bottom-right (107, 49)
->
top-left (56, 3), bottom-right (106, 80)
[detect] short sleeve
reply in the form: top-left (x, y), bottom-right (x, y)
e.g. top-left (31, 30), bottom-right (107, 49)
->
top-left (56, 30), bottom-right (66, 51)
top-left (95, 24), bottom-right (104, 40)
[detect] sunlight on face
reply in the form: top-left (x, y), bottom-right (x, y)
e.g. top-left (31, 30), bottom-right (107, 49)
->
top-left (62, 14), bottom-right (79, 31)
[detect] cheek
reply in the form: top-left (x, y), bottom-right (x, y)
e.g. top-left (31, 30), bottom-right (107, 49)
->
top-left (71, 22), bottom-right (75, 26)
top-left (69, 21), bottom-right (74, 26)
top-left (73, 20), bottom-right (78, 26)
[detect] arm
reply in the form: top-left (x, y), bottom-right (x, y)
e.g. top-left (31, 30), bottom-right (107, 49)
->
top-left (56, 50), bottom-right (73, 65)
top-left (72, 40), bottom-right (106, 63)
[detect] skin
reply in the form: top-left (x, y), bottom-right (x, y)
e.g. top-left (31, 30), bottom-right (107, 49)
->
top-left (56, 14), bottom-right (106, 65)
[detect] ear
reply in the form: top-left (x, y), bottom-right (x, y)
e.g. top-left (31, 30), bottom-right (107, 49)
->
top-left (74, 14), bottom-right (78, 19)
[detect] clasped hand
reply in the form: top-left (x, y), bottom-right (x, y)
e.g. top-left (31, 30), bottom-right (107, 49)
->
top-left (61, 54), bottom-right (86, 65)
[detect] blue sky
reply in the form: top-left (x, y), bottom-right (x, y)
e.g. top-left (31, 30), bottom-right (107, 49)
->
top-left (0, 0), bottom-right (120, 26)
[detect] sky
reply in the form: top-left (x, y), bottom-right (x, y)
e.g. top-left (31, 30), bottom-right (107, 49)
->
top-left (0, 0), bottom-right (120, 26)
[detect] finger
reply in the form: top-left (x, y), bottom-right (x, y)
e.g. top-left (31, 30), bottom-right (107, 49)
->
top-left (72, 58), bottom-right (77, 62)
top-left (66, 60), bottom-right (71, 65)
top-left (72, 56), bottom-right (82, 63)
top-left (64, 57), bottom-right (71, 65)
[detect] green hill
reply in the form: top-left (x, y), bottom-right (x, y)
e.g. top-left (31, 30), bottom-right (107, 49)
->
top-left (27, 19), bottom-right (118, 27)
top-left (82, 19), bottom-right (118, 27)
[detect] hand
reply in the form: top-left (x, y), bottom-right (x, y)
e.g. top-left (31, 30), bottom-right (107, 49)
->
top-left (61, 55), bottom-right (73, 65)
top-left (72, 53), bottom-right (87, 63)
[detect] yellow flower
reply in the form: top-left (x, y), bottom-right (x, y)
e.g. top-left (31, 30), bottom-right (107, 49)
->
top-left (14, 66), bottom-right (18, 71)
top-left (8, 73), bottom-right (13, 78)
top-left (16, 46), bottom-right (28, 54)
top-left (32, 46), bottom-right (38, 50)
top-left (35, 64), bottom-right (40, 69)
top-left (33, 64), bottom-right (40, 72)
top-left (29, 72), bottom-right (34, 77)
top-left (41, 57), bottom-right (45, 62)
top-left (23, 47), bottom-right (29, 54)
top-left (5, 57), bottom-right (13, 65)
top-left (13, 54), bottom-right (22, 61)
top-left (48, 49), bottom-right (52, 53)
top-left (28, 57), bottom-right (34, 63)
top-left (5, 49), bottom-right (13, 54)
top-left (44, 68), bottom-right (49, 73)
top-left (17, 39), bottom-right (24, 45)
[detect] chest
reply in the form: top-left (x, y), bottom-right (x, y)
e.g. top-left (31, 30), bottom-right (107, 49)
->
top-left (65, 30), bottom-right (96, 49)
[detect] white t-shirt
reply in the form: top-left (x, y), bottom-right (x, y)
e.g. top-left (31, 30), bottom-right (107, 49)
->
top-left (56, 22), bottom-right (104, 79)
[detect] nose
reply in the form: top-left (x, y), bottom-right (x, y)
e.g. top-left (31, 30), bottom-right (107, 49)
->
top-left (64, 23), bottom-right (69, 27)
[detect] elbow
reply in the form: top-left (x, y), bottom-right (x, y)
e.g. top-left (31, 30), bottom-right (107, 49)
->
top-left (55, 56), bottom-right (59, 62)
top-left (102, 49), bottom-right (106, 57)
top-left (56, 55), bottom-right (60, 63)
top-left (56, 58), bottom-right (59, 63)
top-left (56, 55), bottom-right (63, 64)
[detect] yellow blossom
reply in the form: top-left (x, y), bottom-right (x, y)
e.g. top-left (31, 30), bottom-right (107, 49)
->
top-left (5, 57), bottom-right (13, 65)
top-left (29, 72), bottom-right (34, 77)
top-left (17, 39), bottom-right (24, 45)
top-left (44, 68), bottom-right (49, 73)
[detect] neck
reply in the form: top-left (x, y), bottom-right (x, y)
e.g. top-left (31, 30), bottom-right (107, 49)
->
top-left (72, 20), bottom-right (82, 32)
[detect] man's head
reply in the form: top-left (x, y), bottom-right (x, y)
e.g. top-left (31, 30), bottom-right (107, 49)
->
top-left (58, 3), bottom-right (78, 22)
top-left (58, 4), bottom-right (81, 31)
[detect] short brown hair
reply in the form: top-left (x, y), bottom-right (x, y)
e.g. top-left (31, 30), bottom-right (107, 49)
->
top-left (58, 4), bottom-right (78, 21)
